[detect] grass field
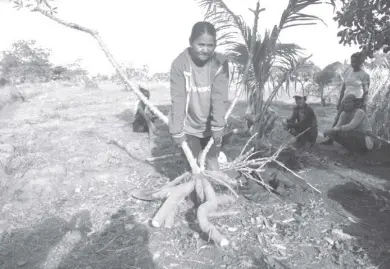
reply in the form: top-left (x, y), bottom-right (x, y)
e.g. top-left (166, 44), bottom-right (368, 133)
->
top-left (0, 81), bottom-right (390, 269)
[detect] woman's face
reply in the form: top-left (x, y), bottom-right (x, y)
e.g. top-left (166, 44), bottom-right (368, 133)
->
top-left (295, 98), bottom-right (305, 108)
top-left (190, 33), bottom-right (216, 62)
top-left (343, 99), bottom-right (355, 112)
top-left (351, 56), bottom-right (361, 70)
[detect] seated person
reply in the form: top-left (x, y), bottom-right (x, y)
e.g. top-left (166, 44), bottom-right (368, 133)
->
top-left (323, 94), bottom-right (373, 153)
top-left (282, 95), bottom-right (318, 148)
top-left (132, 87), bottom-right (157, 134)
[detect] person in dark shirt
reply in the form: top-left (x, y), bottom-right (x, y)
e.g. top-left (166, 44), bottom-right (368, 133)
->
top-left (132, 87), bottom-right (157, 135)
top-left (282, 95), bottom-right (318, 148)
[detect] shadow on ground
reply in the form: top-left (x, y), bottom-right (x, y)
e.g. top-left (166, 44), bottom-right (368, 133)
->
top-left (316, 143), bottom-right (390, 183)
top-left (0, 216), bottom-right (69, 269)
top-left (328, 182), bottom-right (390, 269)
top-left (0, 208), bottom-right (157, 269)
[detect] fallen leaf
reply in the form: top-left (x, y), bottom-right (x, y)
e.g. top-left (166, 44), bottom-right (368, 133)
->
top-left (17, 260), bottom-right (27, 266)
top-left (153, 252), bottom-right (161, 259)
top-left (227, 227), bottom-right (238, 232)
top-left (125, 224), bottom-right (135, 230)
top-left (273, 244), bottom-right (287, 250)
top-left (332, 229), bottom-right (353, 240)
top-left (325, 237), bottom-right (334, 246)
top-left (282, 218), bottom-right (295, 223)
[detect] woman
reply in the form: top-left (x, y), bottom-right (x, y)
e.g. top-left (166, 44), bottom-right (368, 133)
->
top-left (322, 52), bottom-right (370, 145)
top-left (168, 21), bottom-right (230, 171)
top-left (323, 94), bottom-right (373, 153)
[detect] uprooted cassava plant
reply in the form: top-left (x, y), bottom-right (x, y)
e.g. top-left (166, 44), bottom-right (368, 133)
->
top-left (14, 0), bottom-right (323, 247)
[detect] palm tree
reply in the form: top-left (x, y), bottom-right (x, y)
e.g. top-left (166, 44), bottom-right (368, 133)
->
top-left (196, 0), bottom-right (334, 138)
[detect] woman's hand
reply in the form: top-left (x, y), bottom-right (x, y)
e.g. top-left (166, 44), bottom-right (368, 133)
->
top-left (323, 129), bottom-right (331, 137)
top-left (212, 130), bottom-right (223, 147)
top-left (282, 119), bottom-right (289, 131)
top-left (332, 126), bottom-right (341, 132)
top-left (323, 127), bottom-right (340, 137)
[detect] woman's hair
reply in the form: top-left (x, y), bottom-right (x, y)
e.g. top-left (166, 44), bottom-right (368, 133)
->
top-left (189, 21), bottom-right (217, 43)
top-left (293, 95), bottom-right (307, 101)
top-left (343, 94), bottom-right (358, 110)
top-left (343, 94), bottom-right (357, 102)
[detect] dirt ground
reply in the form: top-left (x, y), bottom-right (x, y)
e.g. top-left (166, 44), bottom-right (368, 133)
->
top-left (0, 82), bottom-right (390, 269)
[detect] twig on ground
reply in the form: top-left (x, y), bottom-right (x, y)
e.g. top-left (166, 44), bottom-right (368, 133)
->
top-left (273, 159), bottom-right (321, 194)
top-left (209, 210), bottom-right (240, 218)
top-left (95, 235), bottom-right (120, 253)
top-left (146, 153), bottom-right (181, 162)
top-left (364, 131), bottom-right (390, 144)
top-left (239, 132), bottom-right (258, 159)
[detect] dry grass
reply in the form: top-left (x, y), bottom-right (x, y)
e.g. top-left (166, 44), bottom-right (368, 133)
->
top-left (0, 81), bottom-right (389, 269)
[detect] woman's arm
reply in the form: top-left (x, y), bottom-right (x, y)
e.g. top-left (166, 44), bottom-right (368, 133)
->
top-left (168, 60), bottom-right (187, 140)
top-left (337, 83), bottom-right (346, 110)
top-left (210, 60), bottom-right (229, 138)
top-left (335, 111), bottom-right (346, 128)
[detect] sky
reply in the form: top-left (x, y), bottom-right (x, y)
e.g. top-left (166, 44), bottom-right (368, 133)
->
top-left (0, 0), bottom-right (359, 76)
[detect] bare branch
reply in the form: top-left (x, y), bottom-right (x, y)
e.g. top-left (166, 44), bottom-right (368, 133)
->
top-left (31, 6), bottom-right (169, 124)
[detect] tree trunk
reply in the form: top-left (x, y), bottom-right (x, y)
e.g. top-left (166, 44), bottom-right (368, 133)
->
top-left (319, 84), bottom-right (326, 106)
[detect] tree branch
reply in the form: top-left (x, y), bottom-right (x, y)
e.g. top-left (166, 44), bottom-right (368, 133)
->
top-left (31, 6), bottom-right (169, 125)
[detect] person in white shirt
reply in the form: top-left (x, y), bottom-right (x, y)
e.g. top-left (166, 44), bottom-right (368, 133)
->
top-left (321, 52), bottom-right (370, 145)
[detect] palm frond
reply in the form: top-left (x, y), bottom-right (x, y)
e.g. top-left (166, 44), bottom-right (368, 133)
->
top-left (196, 0), bottom-right (255, 51)
top-left (279, 0), bottom-right (333, 30)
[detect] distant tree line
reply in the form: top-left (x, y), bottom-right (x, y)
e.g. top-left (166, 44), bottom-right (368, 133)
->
top-left (0, 39), bottom-right (170, 87)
